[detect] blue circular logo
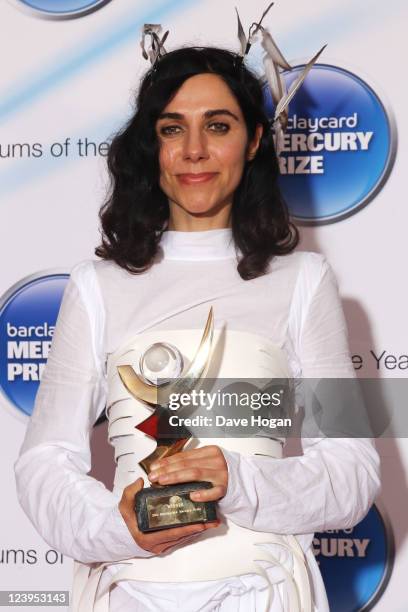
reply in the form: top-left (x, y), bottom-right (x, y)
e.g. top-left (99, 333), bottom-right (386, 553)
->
top-left (263, 64), bottom-right (396, 224)
top-left (0, 272), bottom-right (69, 417)
top-left (313, 503), bottom-right (394, 611)
top-left (13, 0), bottom-right (111, 19)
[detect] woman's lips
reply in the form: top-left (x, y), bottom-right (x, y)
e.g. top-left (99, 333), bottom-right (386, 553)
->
top-left (177, 172), bottom-right (217, 185)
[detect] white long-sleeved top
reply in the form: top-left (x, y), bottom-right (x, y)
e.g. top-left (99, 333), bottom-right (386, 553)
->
top-left (14, 228), bottom-right (381, 611)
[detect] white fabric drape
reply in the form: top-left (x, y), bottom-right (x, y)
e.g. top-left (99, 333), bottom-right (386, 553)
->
top-left (14, 229), bottom-right (381, 611)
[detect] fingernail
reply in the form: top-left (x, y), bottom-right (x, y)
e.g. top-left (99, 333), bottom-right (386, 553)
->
top-left (149, 471), bottom-right (158, 480)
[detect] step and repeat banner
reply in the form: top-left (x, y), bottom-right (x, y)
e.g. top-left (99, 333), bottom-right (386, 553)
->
top-left (0, 0), bottom-right (406, 610)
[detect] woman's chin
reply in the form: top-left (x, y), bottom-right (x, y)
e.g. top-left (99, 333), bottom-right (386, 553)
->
top-left (185, 209), bottom-right (218, 217)
top-left (178, 202), bottom-right (224, 217)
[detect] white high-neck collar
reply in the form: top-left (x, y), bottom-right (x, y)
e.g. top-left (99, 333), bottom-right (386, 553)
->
top-left (159, 228), bottom-right (237, 261)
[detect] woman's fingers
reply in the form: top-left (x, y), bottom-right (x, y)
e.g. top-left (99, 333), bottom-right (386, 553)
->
top-left (144, 521), bottom-right (206, 545)
top-left (149, 459), bottom-right (223, 480)
top-left (145, 520), bottom-right (220, 554)
top-left (148, 464), bottom-right (227, 500)
top-left (149, 446), bottom-right (226, 475)
top-left (147, 449), bottom-right (229, 501)
top-left (148, 446), bottom-right (228, 491)
top-left (122, 477), bottom-right (145, 501)
top-left (119, 477), bottom-right (144, 522)
top-left (156, 535), bottom-right (196, 554)
top-left (149, 466), bottom-right (207, 484)
top-left (189, 484), bottom-right (227, 502)
top-left (154, 522), bottom-right (220, 554)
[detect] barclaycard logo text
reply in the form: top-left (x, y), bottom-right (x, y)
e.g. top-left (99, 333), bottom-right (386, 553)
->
top-left (263, 64), bottom-right (397, 224)
top-left (0, 272), bottom-right (69, 417)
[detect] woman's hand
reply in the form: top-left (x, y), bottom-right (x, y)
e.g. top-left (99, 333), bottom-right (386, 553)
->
top-left (118, 477), bottom-right (220, 555)
top-left (148, 445), bottom-right (229, 503)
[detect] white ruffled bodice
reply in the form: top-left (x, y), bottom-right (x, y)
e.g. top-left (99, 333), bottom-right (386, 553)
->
top-left (91, 326), bottom-right (313, 612)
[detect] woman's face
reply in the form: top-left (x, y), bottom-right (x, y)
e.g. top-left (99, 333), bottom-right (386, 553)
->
top-left (155, 73), bottom-right (263, 229)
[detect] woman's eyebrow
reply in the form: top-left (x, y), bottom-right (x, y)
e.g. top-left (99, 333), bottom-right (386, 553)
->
top-left (157, 109), bottom-right (240, 121)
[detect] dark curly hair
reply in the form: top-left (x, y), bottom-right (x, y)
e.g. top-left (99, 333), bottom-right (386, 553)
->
top-left (95, 46), bottom-right (299, 280)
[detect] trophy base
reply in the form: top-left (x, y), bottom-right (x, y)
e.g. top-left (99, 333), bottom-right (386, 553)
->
top-left (135, 481), bottom-right (217, 533)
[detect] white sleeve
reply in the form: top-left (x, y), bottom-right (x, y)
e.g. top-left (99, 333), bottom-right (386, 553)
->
top-left (14, 261), bottom-right (153, 563)
top-left (218, 253), bottom-right (381, 534)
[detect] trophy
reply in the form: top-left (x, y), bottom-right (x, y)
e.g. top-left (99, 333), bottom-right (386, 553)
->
top-left (117, 308), bottom-right (218, 532)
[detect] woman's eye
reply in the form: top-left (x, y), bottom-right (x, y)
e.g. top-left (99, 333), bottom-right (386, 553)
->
top-left (159, 122), bottom-right (230, 136)
top-left (160, 125), bottom-right (181, 136)
top-left (208, 122), bottom-right (230, 133)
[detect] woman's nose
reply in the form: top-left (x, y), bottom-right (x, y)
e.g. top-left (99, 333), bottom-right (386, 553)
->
top-left (182, 128), bottom-right (209, 161)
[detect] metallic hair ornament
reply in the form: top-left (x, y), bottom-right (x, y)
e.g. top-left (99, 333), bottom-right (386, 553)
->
top-left (235, 2), bottom-right (327, 155)
top-left (140, 23), bottom-right (169, 73)
top-left (139, 2), bottom-right (327, 155)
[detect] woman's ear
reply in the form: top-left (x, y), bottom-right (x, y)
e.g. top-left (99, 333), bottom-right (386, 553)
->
top-left (246, 124), bottom-right (264, 161)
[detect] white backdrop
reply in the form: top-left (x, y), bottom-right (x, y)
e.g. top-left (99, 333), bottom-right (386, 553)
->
top-left (0, 1), bottom-right (406, 610)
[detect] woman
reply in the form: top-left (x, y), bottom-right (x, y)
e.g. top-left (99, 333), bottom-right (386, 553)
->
top-left (14, 45), bottom-right (380, 611)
